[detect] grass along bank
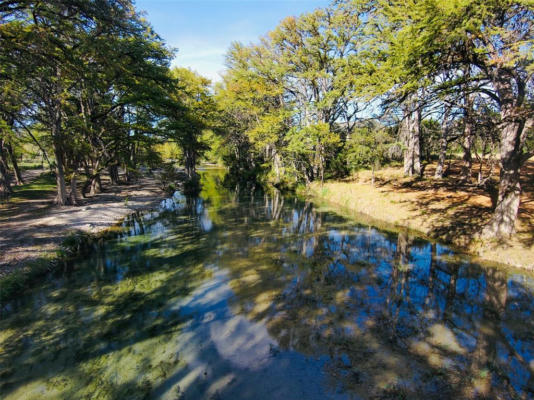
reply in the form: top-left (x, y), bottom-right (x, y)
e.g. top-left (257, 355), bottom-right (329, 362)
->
top-left (306, 161), bottom-right (534, 270)
top-left (0, 229), bottom-right (123, 304)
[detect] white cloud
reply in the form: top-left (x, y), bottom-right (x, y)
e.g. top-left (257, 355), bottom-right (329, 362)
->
top-left (170, 42), bottom-right (228, 82)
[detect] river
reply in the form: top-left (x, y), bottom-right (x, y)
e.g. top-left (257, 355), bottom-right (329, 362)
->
top-left (1, 170), bottom-right (533, 399)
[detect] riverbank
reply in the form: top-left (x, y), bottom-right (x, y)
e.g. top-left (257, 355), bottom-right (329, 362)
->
top-left (0, 171), bottom-right (166, 301)
top-left (306, 162), bottom-right (534, 270)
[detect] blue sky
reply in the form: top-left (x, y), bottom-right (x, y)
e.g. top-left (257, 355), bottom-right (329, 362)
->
top-left (135, 0), bottom-right (330, 82)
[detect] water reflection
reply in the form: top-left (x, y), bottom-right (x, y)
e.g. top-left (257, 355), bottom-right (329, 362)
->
top-left (1, 170), bottom-right (534, 399)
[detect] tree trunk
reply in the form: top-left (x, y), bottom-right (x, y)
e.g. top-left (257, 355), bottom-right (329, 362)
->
top-left (460, 96), bottom-right (474, 182)
top-left (69, 173), bottom-right (79, 206)
top-left (435, 106), bottom-right (451, 179)
top-left (90, 174), bottom-right (102, 196)
top-left (127, 141), bottom-right (137, 183)
top-left (460, 128), bottom-right (474, 181)
top-left (481, 69), bottom-right (532, 239)
top-left (402, 104), bottom-right (422, 177)
top-left (52, 113), bottom-right (68, 206)
top-left (481, 118), bottom-right (524, 238)
top-left (184, 148), bottom-right (196, 180)
top-left (0, 138), bottom-right (12, 194)
top-left (54, 146), bottom-right (69, 206)
top-left (319, 145), bottom-right (325, 185)
top-left (108, 164), bottom-right (120, 185)
top-left (51, 91), bottom-right (68, 206)
top-left (273, 148), bottom-right (282, 185)
top-left (6, 142), bottom-right (23, 185)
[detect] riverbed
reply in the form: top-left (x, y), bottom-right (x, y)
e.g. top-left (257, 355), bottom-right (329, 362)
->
top-left (1, 170), bottom-right (533, 399)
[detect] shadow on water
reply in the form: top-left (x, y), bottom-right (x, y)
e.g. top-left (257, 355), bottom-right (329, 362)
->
top-left (1, 169), bottom-right (534, 399)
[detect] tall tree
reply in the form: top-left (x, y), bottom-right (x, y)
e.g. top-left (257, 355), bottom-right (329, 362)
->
top-left (218, 4), bottom-right (371, 185)
top-left (366, 0), bottom-right (534, 236)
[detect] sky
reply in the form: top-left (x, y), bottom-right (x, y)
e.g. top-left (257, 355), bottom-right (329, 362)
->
top-left (135, 0), bottom-right (330, 82)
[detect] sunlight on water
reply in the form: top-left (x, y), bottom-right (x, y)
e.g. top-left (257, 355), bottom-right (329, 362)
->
top-left (1, 170), bottom-right (534, 399)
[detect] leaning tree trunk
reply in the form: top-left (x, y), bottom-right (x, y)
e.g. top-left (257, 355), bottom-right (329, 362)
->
top-left (0, 138), bottom-right (12, 194)
top-left (6, 142), bottom-right (23, 185)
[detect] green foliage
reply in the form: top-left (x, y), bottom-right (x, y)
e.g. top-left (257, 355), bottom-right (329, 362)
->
top-left (344, 126), bottom-right (397, 172)
top-left (200, 130), bottom-right (226, 165)
top-left (161, 67), bottom-right (215, 179)
top-left (0, 0), bottom-right (174, 203)
top-left (216, 4), bottom-right (373, 185)
top-left (137, 146), bottom-right (164, 171)
top-left (155, 142), bottom-right (182, 162)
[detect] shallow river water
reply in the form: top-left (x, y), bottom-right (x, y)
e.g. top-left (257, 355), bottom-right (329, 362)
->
top-left (1, 171), bottom-right (534, 399)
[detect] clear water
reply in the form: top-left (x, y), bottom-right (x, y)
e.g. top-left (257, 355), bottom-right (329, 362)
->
top-left (1, 170), bottom-right (534, 399)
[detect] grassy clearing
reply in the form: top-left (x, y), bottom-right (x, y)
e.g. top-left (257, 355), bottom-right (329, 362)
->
top-left (9, 172), bottom-right (56, 202)
top-left (0, 172), bottom-right (56, 222)
top-left (19, 160), bottom-right (47, 170)
top-left (307, 163), bottom-right (534, 270)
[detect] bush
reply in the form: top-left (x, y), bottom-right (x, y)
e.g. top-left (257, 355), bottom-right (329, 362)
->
top-left (156, 163), bottom-right (186, 194)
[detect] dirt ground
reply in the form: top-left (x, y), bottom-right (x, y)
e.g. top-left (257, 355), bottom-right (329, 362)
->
top-left (309, 159), bottom-right (534, 270)
top-left (0, 170), bottom-right (165, 278)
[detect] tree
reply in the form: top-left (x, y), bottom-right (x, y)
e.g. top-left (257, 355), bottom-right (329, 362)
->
top-left (365, 0), bottom-right (533, 236)
top-left (344, 122), bottom-right (397, 184)
top-left (217, 4), bottom-right (371, 186)
top-left (1, 0), bottom-right (173, 204)
top-left (162, 68), bottom-right (214, 182)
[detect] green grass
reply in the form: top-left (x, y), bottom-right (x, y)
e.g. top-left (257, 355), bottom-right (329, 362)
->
top-left (10, 172), bottom-right (56, 202)
top-left (19, 161), bottom-right (46, 170)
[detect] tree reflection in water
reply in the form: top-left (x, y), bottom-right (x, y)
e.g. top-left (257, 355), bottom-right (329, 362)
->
top-left (1, 171), bottom-right (533, 399)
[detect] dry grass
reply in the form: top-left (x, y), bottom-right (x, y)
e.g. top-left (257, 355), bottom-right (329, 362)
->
top-left (308, 159), bottom-right (534, 270)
